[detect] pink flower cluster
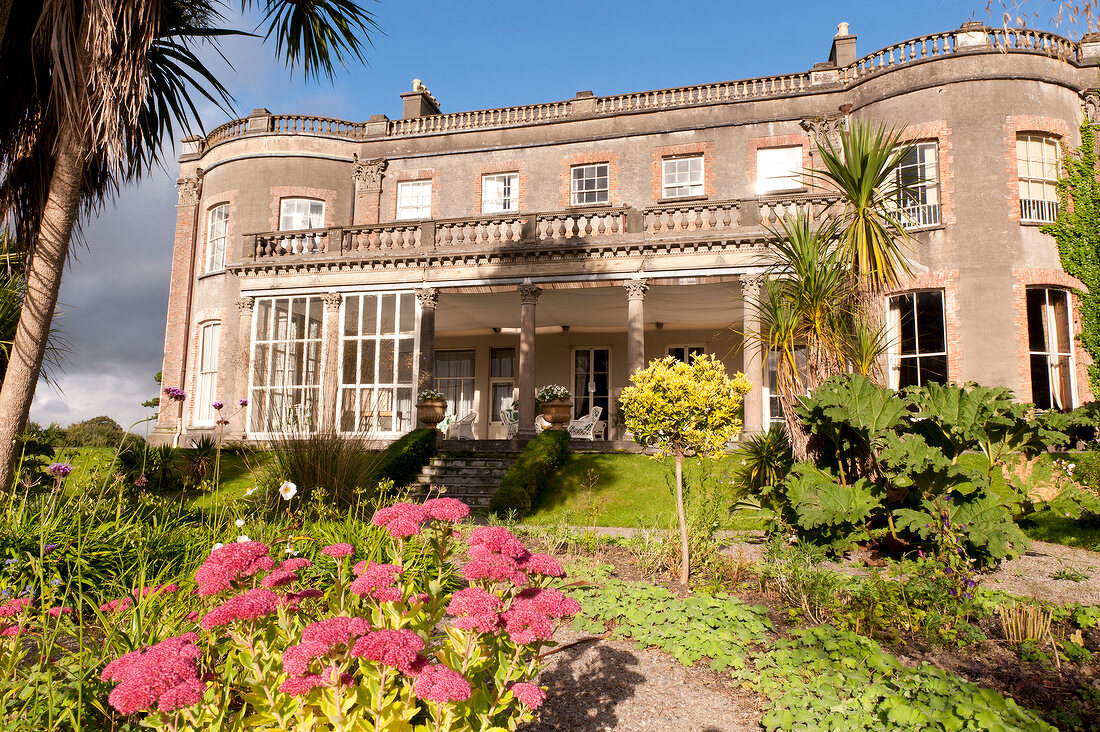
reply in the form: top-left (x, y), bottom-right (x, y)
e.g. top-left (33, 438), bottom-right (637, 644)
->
top-left (413, 662), bottom-right (472, 704)
top-left (201, 588), bottom-right (278, 630)
top-left (321, 543), bottom-right (354, 558)
top-left (195, 542), bottom-right (274, 596)
top-left (372, 503), bottom-right (429, 539)
top-left (508, 682), bottom-right (546, 709)
top-left (422, 497), bottom-right (470, 523)
top-left (501, 588), bottom-right (580, 644)
top-left (349, 562), bottom-right (403, 602)
top-left (99, 584), bottom-right (182, 613)
top-left (446, 588), bottom-right (503, 633)
top-left (280, 616), bottom-right (372, 693)
top-left (351, 629), bottom-right (426, 675)
top-left (100, 633), bottom-right (205, 714)
top-left (0, 599), bottom-right (30, 618)
top-left (281, 588), bottom-right (324, 611)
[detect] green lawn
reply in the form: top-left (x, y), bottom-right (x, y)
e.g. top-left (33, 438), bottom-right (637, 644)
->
top-left (528, 452), bottom-right (763, 530)
top-left (1018, 508), bottom-right (1100, 551)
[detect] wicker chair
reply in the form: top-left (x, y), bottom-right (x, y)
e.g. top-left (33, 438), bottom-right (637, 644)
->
top-left (566, 406), bottom-right (604, 440)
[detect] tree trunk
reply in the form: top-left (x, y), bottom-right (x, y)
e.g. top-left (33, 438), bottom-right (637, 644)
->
top-left (675, 449), bottom-right (689, 585)
top-left (0, 123), bottom-right (85, 489)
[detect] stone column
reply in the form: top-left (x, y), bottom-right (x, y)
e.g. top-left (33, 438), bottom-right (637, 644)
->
top-left (740, 275), bottom-right (765, 434)
top-left (352, 156), bottom-right (387, 225)
top-left (517, 284), bottom-right (541, 438)
top-left (234, 297), bottom-right (254, 437)
top-left (624, 279), bottom-right (649, 377)
top-left (416, 288), bottom-right (438, 391)
top-left (320, 293), bottom-right (343, 432)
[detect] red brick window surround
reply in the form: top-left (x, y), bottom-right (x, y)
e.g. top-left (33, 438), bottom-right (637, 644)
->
top-left (1013, 268), bottom-right (1091, 406)
top-left (268, 186), bottom-right (335, 231)
top-left (1003, 116), bottom-right (1072, 225)
top-left (389, 170), bottom-right (440, 221)
top-left (884, 271), bottom-right (961, 385)
top-left (748, 134), bottom-right (810, 197)
top-left (898, 121), bottom-right (955, 229)
top-left (472, 161), bottom-right (528, 215)
top-left (651, 142), bottom-right (715, 202)
top-left (559, 152), bottom-right (621, 208)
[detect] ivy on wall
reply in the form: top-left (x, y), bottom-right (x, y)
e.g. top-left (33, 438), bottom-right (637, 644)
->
top-left (1044, 119), bottom-right (1100, 396)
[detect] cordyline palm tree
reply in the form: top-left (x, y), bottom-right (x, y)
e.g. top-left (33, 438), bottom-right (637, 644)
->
top-left (0, 0), bottom-right (379, 489)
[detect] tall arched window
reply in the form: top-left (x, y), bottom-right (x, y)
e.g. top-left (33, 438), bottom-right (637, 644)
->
top-left (195, 321), bottom-right (221, 425)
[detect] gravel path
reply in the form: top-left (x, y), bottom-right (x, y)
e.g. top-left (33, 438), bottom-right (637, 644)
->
top-left (983, 539), bottom-right (1100, 604)
top-left (522, 629), bottom-right (762, 732)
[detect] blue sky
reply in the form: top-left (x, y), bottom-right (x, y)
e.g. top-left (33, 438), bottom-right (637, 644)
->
top-left (29, 0), bottom-right (1067, 430)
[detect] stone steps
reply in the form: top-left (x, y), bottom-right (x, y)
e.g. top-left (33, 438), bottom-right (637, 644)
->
top-left (411, 450), bottom-right (520, 509)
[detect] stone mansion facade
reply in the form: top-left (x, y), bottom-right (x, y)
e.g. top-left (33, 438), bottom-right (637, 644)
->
top-left (153, 21), bottom-right (1100, 445)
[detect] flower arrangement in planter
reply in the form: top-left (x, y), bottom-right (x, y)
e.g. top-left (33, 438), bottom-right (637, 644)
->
top-left (535, 385), bottom-right (573, 431)
top-left (87, 499), bottom-right (576, 731)
top-left (416, 388), bottom-right (448, 429)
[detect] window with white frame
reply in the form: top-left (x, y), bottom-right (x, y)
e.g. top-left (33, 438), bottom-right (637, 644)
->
top-left (890, 291), bottom-right (948, 389)
top-left (895, 142), bottom-right (940, 229)
top-left (667, 345), bottom-right (705, 363)
top-left (195, 322), bottom-right (221, 425)
top-left (570, 163), bottom-right (609, 205)
top-left (490, 347), bottom-right (515, 423)
top-left (279, 198), bottom-right (325, 230)
top-left (764, 347), bottom-right (807, 427)
top-left (756, 146), bottom-right (803, 194)
top-left (206, 205), bottom-right (228, 272)
top-left (1017, 134), bottom-right (1061, 223)
top-left (482, 173), bottom-right (519, 214)
top-left (396, 180), bottom-right (432, 219)
top-left (436, 350), bottom-right (476, 420)
top-left (662, 156), bottom-right (704, 198)
top-left (339, 293), bottom-right (417, 434)
top-left (249, 297), bottom-right (324, 433)
top-left (1027, 287), bottom-right (1075, 410)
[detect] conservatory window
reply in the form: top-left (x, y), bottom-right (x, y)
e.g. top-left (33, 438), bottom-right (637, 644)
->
top-left (249, 297), bottom-right (324, 433)
top-left (436, 350), bottom-right (476, 420)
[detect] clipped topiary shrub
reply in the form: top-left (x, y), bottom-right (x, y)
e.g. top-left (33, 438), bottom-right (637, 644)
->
top-left (374, 428), bottom-right (438, 489)
top-left (489, 430), bottom-right (570, 517)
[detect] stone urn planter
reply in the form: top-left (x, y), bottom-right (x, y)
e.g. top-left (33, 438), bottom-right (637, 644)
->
top-left (540, 398), bottom-right (573, 431)
top-left (416, 399), bottom-right (447, 429)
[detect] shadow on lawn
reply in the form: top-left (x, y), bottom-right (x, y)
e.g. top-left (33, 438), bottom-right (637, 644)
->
top-left (531, 453), bottom-right (652, 515)
top-left (523, 641), bottom-right (645, 731)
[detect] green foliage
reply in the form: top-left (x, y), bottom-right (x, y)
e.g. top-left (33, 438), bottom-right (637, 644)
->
top-left (14, 424), bottom-right (56, 488)
top-left (489, 430), bottom-right (570, 517)
top-left (619, 354), bottom-right (751, 458)
top-left (783, 463), bottom-right (878, 551)
top-left (731, 424), bottom-right (793, 496)
top-left (1044, 119), bottom-right (1100, 395)
top-left (61, 416), bottom-right (127, 448)
top-left (372, 427), bottom-right (437, 489)
top-left (740, 625), bottom-right (1056, 732)
top-left (265, 428), bottom-right (387, 508)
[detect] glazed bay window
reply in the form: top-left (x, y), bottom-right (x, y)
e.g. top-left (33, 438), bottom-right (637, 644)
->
top-left (205, 205), bottom-right (228, 272)
top-left (490, 347), bottom-right (515, 422)
top-left (1017, 134), bottom-right (1061, 223)
top-left (895, 142), bottom-right (940, 229)
top-left (279, 198), bottom-right (325, 230)
top-left (249, 297), bottom-right (323, 433)
top-left (339, 293), bottom-right (416, 433)
top-left (890, 291), bottom-right (948, 389)
top-left (482, 173), bottom-right (519, 214)
top-left (662, 156), bottom-right (704, 198)
top-left (435, 350), bottom-right (476, 419)
top-left (195, 322), bottom-right (220, 425)
top-left (756, 146), bottom-right (803, 195)
top-left (1027, 287), bottom-right (1075, 410)
top-left (570, 163), bottom-right (609, 205)
top-left (396, 180), bottom-right (432, 219)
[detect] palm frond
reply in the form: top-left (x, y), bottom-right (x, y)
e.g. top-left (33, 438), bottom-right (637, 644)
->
top-left (250, 0), bottom-right (381, 82)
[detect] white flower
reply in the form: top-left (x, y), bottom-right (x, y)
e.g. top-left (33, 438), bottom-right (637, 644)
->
top-left (212, 542), bottom-right (224, 552)
top-left (235, 519), bottom-right (245, 528)
top-left (788, 535), bottom-right (798, 545)
top-left (284, 544), bottom-right (299, 556)
top-left (245, 486), bottom-right (257, 497)
top-left (279, 481), bottom-right (298, 501)
top-left (236, 535), bottom-right (251, 543)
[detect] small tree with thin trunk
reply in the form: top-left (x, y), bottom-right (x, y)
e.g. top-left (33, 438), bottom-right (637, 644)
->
top-left (618, 354), bottom-right (750, 585)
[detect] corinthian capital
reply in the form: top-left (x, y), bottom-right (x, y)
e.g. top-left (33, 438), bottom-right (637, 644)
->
top-left (624, 278), bottom-right (649, 301)
top-left (322, 292), bottom-right (343, 311)
top-left (176, 176), bottom-right (201, 207)
top-left (518, 284), bottom-right (541, 306)
top-left (353, 155), bottom-right (387, 191)
top-left (415, 287), bottom-right (439, 309)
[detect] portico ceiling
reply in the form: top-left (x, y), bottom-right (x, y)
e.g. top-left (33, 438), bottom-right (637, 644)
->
top-left (435, 281), bottom-right (744, 333)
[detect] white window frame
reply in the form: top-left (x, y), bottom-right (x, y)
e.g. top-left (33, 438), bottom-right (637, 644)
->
top-left (337, 292), bottom-right (419, 435)
top-left (1027, 287), bottom-right (1076, 410)
top-left (570, 163), bottom-right (610, 206)
top-left (667, 345), bottom-right (706, 363)
top-left (248, 297), bottom-right (325, 435)
top-left (764, 347), bottom-right (807, 427)
top-left (756, 146), bottom-right (803, 195)
top-left (279, 198), bottom-right (325, 231)
top-left (888, 291), bottom-right (949, 390)
top-left (1017, 134), bottom-right (1061, 224)
top-left (195, 322), bottom-right (221, 425)
top-left (662, 156), bottom-right (704, 199)
top-left (490, 347), bottom-right (516, 424)
top-left (435, 350), bottom-right (477, 422)
top-left (482, 173), bottom-right (519, 214)
top-left (396, 180), bottom-right (432, 220)
top-left (894, 141), bottom-right (941, 230)
top-left (205, 205), bottom-right (229, 273)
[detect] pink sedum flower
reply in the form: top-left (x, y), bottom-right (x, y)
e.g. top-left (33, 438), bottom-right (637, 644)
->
top-left (521, 553), bottom-right (565, 578)
top-left (446, 588), bottom-right (503, 633)
top-left (281, 588), bottom-right (324, 611)
top-left (351, 629), bottom-right (425, 675)
top-left (100, 633), bottom-right (204, 715)
top-left (371, 503), bottom-right (429, 539)
top-left (47, 606), bottom-right (72, 617)
top-left (321, 543), bottom-right (354, 558)
top-left (99, 597), bottom-right (134, 613)
top-left (514, 587), bottom-right (581, 619)
top-left (422, 497), bottom-right (470, 523)
top-left (468, 527), bottom-right (529, 559)
top-left (300, 616), bottom-right (370, 651)
top-left (281, 641), bottom-right (330, 677)
top-left (0, 625), bottom-right (27, 637)
top-left (260, 569), bottom-right (299, 589)
top-left (279, 673), bottom-right (326, 696)
top-left (157, 678), bottom-right (206, 712)
top-left (349, 562), bottom-right (403, 602)
top-left (509, 681), bottom-right (546, 709)
top-left (462, 553), bottom-right (528, 586)
top-left (194, 541), bottom-right (274, 596)
top-left (279, 557), bottom-right (312, 572)
top-left (0, 599), bottom-right (31, 617)
top-left (501, 603), bottom-right (554, 645)
top-left (200, 588), bottom-right (278, 630)
top-left (413, 663), bottom-right (472, 704)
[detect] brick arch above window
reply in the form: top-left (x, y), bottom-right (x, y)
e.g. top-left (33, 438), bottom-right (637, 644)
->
top-left (1003, 117), bottom-right (1074, 224)
top-left (883, 270), bottom-right (961, 384)
top-left (1013, 267), bottom-right (1092, 406)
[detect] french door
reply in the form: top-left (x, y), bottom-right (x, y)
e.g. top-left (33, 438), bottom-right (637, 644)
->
top-left (572, 347), bottom-right (610, 420)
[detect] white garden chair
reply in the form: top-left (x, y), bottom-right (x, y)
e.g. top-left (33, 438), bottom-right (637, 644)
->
top-left (443, 411), bottom-right (477, 440)
top-left (567, 406), bottom-right (603, 441)
top-left (500, 399), bottom-right (520, 438)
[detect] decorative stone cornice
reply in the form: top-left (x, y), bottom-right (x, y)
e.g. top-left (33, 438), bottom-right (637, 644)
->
top-left (322, 292), bottom-right (343, 310)
top-left (1085, 91), bottom-right (1100, 123)
top-left (740, 272), bottom-right (766, 295)
top-left (353, 155), bottom-right (387, 191)
top-left (415, 287), bottom-right (439, 309)
top-left (235, 297), bottom-right (255, 314)
top-left (176, 176), bottom-right (201, 207)
top-left (624, 278), bottom-right (649, 301)
top-left (518, 283), bottom-right (541, 305)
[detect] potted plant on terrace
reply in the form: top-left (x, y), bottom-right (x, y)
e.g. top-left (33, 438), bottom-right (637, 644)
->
top-left (536, 385), bottom-right (573, 430)
top-left (416, 388), bottom-right (447, 429)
